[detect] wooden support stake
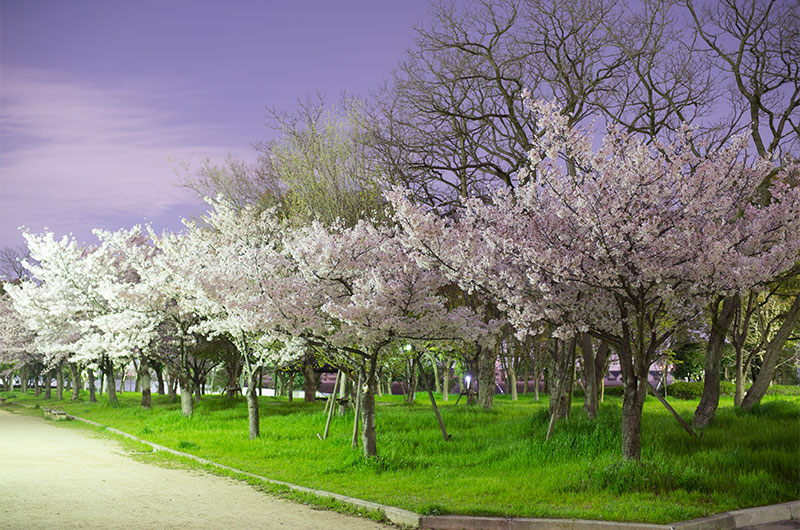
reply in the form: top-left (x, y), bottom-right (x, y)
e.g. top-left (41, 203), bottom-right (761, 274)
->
top-left (647, 381), bottom-right (697, 438)
top-left (427, 389), bottom-right (451, 441)
top-left (351, 373), bottom-right (363, 449)
top-left (321, 371), bottom-right (341, 440)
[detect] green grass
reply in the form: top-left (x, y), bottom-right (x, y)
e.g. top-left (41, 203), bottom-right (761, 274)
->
top-left (2, 389), bottom-right (798, 524)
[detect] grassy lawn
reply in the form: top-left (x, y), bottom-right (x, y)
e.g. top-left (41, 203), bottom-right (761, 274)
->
top-left (2, 389), bottom-right (798, 524)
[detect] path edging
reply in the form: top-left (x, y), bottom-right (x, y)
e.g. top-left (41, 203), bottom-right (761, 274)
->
top-left (16, 405), bottom-right (797, 530)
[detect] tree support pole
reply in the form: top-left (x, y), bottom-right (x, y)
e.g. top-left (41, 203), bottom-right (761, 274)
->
top-left (321, 370), bottom-right (341, 440)
top-left (351, 373), bottom-right (363, 449)
top-left (648, 382), bottom-right (696, 438)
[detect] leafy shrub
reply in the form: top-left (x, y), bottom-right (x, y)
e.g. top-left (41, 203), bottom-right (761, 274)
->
top-left (765, 384), bottom-right (800, 396)
top-left (573, 385), bottom-right (624, 397)
top-left (666, 381), bottom-right (800, 399)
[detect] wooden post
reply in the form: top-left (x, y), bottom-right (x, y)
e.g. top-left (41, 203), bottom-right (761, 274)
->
top-left (322, 371), bottom-right (341, 440)
top-left (648, 381), bottom-right (696, 438)
top-left (351, 373), bottom-right (363, 449)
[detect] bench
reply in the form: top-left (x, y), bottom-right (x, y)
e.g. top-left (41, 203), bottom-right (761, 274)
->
top-left (43, 408), bottom-right (69, 421)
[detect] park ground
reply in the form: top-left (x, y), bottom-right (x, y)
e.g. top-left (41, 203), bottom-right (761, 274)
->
top-left (0, 407), bottom-right (388, 529)
top-left (0, 390), bottom-right (798, 526)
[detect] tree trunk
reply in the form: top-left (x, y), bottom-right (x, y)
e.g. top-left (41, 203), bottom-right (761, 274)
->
top-left (34, 370), bottom-right (41, 396)
top-left (246, 370), bottom-right (260, 439)
top-left (548, 339), bottom-right (574, 422)
top-left (741, 294), bottom-right (800, 410)
top-left (180, 374), bottom-right (193, 417)
top-left (44, 369), bottom-right (52, 399)
top-left (693, 295), bottom-right (739, 429)
top-left (168, 373), bottom-right (177, 402)
top-left (442, 358), bottom-right (451, 401)
top-left (20, 365), bottom-right (28, 393)
top-left (508, 364), bottom-right (518, 401)
top-left (477, 344), bottom-right (496, 409)
top-left (69, 363), bottom-right (80, 401)
top-left (105, 359), bottom-right (118, 403)
top-left (360, 354), bottom-right (379, 458)
top-left (338, 375), bottom-right (351, 416)
top-left (56, 363), bottom-right (64, 400)
top-left (431, 359), bottom-right (441, 393)
top-left (621, 380), bottom-right (648, 460)
top-left (303, 358), bottom-right (317, 402)
top-left (154, 363), bottom-right (165, 395)
top-left (87, 368), bottom-right (96, 402)
top-left (580, 333), bottom-right (599, 420)
top-left (140, 364), bottom-right (151, 408)
top-left (405, 359), bottom-right (417, 404)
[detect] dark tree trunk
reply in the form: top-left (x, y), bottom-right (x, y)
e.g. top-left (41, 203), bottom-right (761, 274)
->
top-left (168, 373), bottom-right (177, 402)
top-left (693, 295), bottom-right (739, 429)
top-left (579, 333), bottom-right (599, 420)
top-left (105, 358), bottom-right (118, 403)
top-left (225, 357), bottom-right (242, 399)
top-left (621, 379), bottom-right (648, 460)
top-left (44, 369), bottom-right (52, 399)
top-left (742, 294), bottom-right (800, 409)
top-left (303, 355), bottom-right (317, 402)
top-left (140, 363), bottom-right (151, 408)
top-left (246, 370), bottom-right (260, 439)
top-left (69, 363), bottom-right (81, 401)
top-left (87, 368), bottom-right (96, 402)
top-left (360, 353), bottom-right (379, 458)
top-left (154, 362), bottom-right (165, 395)
top-left (20, 365), bottom-right (28, 393)
top-left (56, 363), bottom-right (64, 400)
top-left (477, 344), bottom-right (496, 409)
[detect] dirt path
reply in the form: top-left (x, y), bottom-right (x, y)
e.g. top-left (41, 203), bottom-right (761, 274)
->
top-left (0, 408), bottom-right (389, 529)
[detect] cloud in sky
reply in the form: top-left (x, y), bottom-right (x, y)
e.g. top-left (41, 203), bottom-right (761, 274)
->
top-left (0, 68), bottom-right (249, 247)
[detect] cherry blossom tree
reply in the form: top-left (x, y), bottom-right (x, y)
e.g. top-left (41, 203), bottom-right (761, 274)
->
top-left (157, 200), bottom-right (304, 437)
top-left (0, 293), bottom-right (39, 392)
top-left (284, 219), bottom-right (495, 457)
top-left (389, 98), bottom-right (800, 460)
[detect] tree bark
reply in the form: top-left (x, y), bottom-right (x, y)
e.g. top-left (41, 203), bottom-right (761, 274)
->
top-left (44, 369), bottom-right (52, 399)
top-left (621, 380), bottom-right (648, 460)
top-left (693, 295), bottom-right (739, 429)
top-left (154, 362), bottom-right (165, 395)
top-left (180, 373), bottom-right (194, 417)
top-left (303, 358), bottom-right (317, 402)
top-left (246, 370), bottom-right (260, 439)
top-left (741, 293), bottom-right (800, 409)
top-left (580, 333), bottom-right (599, 420)
top-left (87, 368), bottom-right (96, 402)
top-left (20, 365), bottom-right (28, 393)
top-left (69, 363), bottom-right (80, 401)
top-left (477, 344), bottom-right (496, 409)
top-left (442, 358), bottom-right (451, 401)
top-left (140, 364), bottom-right (151, 408)
top-left (105, 358), bottom-right (118, 403)
top-left (508, 363), bottom-right (518, 401)
top-left (360, 354), bottom-right (379, 458)
top-left (56, 363), bottom-right (64, 400)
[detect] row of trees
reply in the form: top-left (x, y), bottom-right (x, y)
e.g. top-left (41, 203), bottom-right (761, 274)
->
top-left (1, 0), bottom-right (799, 462)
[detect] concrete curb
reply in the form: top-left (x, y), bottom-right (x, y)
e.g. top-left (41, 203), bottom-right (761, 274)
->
top-left (420, 502), bottom-right (800, 530)
top-left (10, 403), bottom-right (797, 530)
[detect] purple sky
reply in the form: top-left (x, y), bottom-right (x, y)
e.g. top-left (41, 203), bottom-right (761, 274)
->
top-left (0, 0), bottom-right (429, 248)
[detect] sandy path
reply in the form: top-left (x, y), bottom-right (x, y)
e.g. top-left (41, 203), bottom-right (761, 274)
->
top-left (0, 408), bottom-right (389, 529)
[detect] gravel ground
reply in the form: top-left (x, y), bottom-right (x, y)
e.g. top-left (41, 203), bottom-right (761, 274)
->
top-left (0, 407), bottom-right (389, 529)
